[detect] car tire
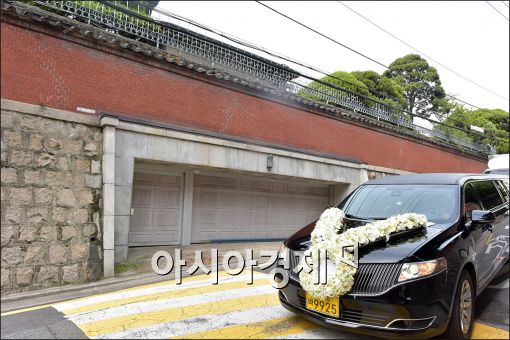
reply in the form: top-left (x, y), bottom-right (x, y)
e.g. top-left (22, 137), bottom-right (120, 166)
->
top-left (445, 270), bottom-right (475, 339)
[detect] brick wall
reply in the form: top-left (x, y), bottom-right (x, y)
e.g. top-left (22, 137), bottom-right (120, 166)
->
top-left (0, 109), bottom-right (103, 294)
top-left (0, 18), bottom-right (486, 174)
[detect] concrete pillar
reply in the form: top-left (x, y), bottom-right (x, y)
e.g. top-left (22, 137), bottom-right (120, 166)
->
top-left (101, 117), bottom-right (118, 278)
top-left (181, 169), bottom-right (194, 245)
top-left (113, 156), bottom-right (134, 263)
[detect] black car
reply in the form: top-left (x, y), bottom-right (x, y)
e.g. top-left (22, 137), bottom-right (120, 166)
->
top-left (278, 173), bottom-right (509, 339)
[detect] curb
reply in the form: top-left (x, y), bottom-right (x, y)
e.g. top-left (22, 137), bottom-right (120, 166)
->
top-left (0, 271), bottom-right (170, 312)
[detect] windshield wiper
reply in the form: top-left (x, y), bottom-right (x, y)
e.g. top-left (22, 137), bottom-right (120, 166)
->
top-left (344, 214), bottom-right (369, 220)
top-left (345, 214), bottom-right (387, 221)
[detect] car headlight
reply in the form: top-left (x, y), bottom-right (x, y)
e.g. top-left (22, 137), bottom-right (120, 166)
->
top-left (398, 258), bottom-right (447, 282)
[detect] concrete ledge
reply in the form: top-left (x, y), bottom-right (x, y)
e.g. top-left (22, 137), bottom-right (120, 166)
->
top-left (1, 99), bottom-right (100, 126)
top-left (116, 120), bottom-right (365, 170)
top-left (364, 164), bottom-right (413, 175)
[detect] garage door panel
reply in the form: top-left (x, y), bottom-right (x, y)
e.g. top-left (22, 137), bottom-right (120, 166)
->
top-left (131, 208), bottom-right (153, 229)
top-left (270, 196), bottom-right (286, 210)
top-left (253, 212), bottom-right (269, 225)
top-left (238, 194), bottom-right (254, 208)
top-left (152, 208), bottom-right (180, 227)
top-left (196, 211), bottom-right (216, 225)
top-left (254, 180), bottom-right (270, 192)
top-left (240, 180), bottom-right (253, 190)
top-left (199, 191), bottom-right (217, 207)
top-left (238, 210), bottom-right (253, 224)
top-left (255, 196), bottom-right (270, 208)
top-left (192, 174), bottom-right (329, 242)
top-left (287, 184), bottom-right (298, 192)
top-left (132, 187), bottom-right (152, 206)
top-left (134, 172), bottom-right (154, 183)
top-left (129, 172), bottom-right (182, 246)
top-left (153, 187), bottom-right (180, 207)
top-left (271, 182), bottom-right (286, 193)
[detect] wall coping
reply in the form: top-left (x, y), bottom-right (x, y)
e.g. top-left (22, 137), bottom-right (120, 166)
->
top-left (1, 98), bottom-right (100, 126)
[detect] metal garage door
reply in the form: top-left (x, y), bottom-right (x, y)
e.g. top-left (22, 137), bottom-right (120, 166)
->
top-left (191, 174), bottom-right (329, 242)
top-left (129, 172), bottom-right (183, 246)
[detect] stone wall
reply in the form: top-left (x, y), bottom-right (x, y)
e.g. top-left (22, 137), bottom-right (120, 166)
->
top-left (1, 107), bottom-right (103, 295)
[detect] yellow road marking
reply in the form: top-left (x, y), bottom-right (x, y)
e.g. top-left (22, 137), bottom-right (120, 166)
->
top-left (62, 278), bottom-right (269, 315)
top-left (0, 304), bottom-right (54, 317)
top-left (472, 322), bottom-right (510, 339)
top-left (80, 293), bottom-right (280, 337)
top-left (171, 315), bottom-right (319, 339)
top-left (0, 271), bottom-right (240, 317)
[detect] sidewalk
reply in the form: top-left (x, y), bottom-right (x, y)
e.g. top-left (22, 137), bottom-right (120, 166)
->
top-left (1, 241), bottom-right (281, 313)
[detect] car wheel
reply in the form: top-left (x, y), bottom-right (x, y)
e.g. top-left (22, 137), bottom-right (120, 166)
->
top-left (445, 270), bottom-right (475, 339)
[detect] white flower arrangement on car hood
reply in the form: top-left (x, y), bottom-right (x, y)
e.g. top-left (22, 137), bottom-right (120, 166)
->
top-left (299, 207), bottom-right (428, 299)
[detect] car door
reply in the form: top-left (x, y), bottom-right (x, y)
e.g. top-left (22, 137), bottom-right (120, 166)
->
top-left (469, 179), bottom-right (507, 287)
top-left (463, 182), bottom-right (491, 289)
top-left (493, 179), bottom-right (510, 261)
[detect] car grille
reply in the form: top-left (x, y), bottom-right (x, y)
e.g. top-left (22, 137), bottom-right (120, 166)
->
top-left (287, 250), bottom-right (401, 295)
top-left (350, 263), bottom-right (402, 295)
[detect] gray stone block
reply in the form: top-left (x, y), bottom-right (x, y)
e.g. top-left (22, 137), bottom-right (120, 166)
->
top-left (114, 156), bottom-right (134, 186)
top-left (114, 185), bottom-right (132, 216)
top-left (114, 246), bottom-right (128, 264)
top-left (114, 215), bottom-right (130, 246)
top-left (116, 131), bottom-right (147, 157)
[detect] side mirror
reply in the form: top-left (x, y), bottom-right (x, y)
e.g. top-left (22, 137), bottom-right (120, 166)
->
top-left (471, 210), bottom-right (496, 224)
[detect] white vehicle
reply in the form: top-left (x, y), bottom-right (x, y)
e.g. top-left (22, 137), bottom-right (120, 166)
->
top-left (484, 154), bottom-right (509, 176)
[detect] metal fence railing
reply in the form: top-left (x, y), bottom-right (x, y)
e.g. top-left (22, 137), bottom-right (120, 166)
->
top-left (27, 0), bottom-right (486, 153)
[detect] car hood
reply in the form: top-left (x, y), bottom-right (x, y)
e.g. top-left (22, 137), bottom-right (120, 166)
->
top-left (285, 219), bottom-right (449, 263)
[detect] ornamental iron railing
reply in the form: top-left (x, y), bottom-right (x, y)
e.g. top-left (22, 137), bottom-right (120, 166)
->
top-left (28, 0), bottom-right (486, 153)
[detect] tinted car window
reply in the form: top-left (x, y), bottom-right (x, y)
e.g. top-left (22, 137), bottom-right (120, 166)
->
top-left (470, 180), bottom-right (504, 210)
top-left (495, 180), bottom-right (509, 203)
top-left (339, 185), bottom-right (458, 223)
top-left (464, 183), bottom-right (482, 220)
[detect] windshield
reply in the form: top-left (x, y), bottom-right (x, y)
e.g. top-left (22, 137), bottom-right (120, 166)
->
top-left (339, 184), bottom-right (459, 224)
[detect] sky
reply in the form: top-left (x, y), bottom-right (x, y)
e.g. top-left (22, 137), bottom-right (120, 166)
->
top-left (156, 1), bottom-right (510, 113)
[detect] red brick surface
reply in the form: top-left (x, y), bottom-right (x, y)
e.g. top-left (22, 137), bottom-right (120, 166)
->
top-left (1, 21), bottom-right (486, 173)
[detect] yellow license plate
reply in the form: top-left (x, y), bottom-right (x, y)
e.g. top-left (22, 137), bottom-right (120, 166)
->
top-left (305, 293), bottom-right (340, 317)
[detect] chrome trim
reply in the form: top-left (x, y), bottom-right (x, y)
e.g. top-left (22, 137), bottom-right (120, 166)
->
top-left (325, 315), bottom-right (436, 332)
top-left (279, 290), bottom-right (289, 302)
top-left (385, 316), bottom-right (437, 330)
top-left (286, 263), bottom-right (446, 297)
top-left (281, 299), bottom-right (436, 332)
top-left (348, 267), bottom-right (447, 297)
top-left (324, 318), bottom-right (389, 330)
top-left (437, 231), bottom-right (463, 252)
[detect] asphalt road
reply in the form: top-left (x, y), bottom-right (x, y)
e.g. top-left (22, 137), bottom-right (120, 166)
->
top-left (1, 265), bottom-right (508, 339)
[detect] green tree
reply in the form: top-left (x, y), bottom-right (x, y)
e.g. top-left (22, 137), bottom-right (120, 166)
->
top-left (351, 71), bottom-right (407, 109)
top-left (299, 70), bottom-right (412, 124)
top-left (384, 54), bottom-right (447, 118)
top-left (300, 71), bottom-right (371, 104)
top-left (432, 96), bottom-right (457, 122)
top-left (435, 107), bottom-right (509, 153)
